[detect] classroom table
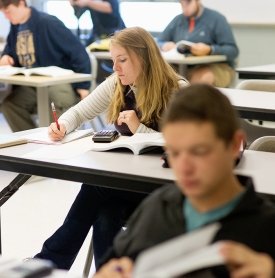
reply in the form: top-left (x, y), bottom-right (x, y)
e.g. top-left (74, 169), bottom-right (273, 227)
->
top-left (236, 64), bottom-right (275, 79)
top-left (0, 73), bottom-right (92, 127)
top-left (0, 136), bottom-right (275, 256)
top-left (220, 87), bottom-right (275, 121)
top-left (90, 51), bottom-right (227, 77)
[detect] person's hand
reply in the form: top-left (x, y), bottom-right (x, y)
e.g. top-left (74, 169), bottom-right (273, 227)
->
top-left (93, 257), bottom-right (133, 278)
top-left (190, 43), bottom-right (211, 56)
top-left (48, 122), bottom-right (67, 141)
top-left (0, 55), bottom-right (14, 66)
top-left (117, 110), bottom-right (140, 134)
top-left (161, 42), bottom-right (176, 52)
top-left (220, 241), bottom-right (274, 278)
top-left (77, 88), bottom-right (90, 99)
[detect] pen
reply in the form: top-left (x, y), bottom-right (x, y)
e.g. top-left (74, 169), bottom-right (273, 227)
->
top-left (51, 102), bottom-right (60, 130)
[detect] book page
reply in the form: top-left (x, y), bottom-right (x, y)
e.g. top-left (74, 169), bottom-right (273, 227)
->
top-left (22, 136), bottom-right (94, 160)
top-left (90, 132), bottom-right (164, 155)
top-left (0, 134), bottom-right (27, 148)
top-left (22, 127), bottom-right (94, 145)
top-left (176, 40), bottom-right (195, 47)
top-left (0, 65), bottom-right (24, 76)
top-left (161, 48), bottom-right (185, 60)
top-left (28, 66), bottom-right (74, 77)
top-left (133, 223), bottom-right (221, 278)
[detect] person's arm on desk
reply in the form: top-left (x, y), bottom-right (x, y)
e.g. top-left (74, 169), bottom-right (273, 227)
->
top-left (0, 54), bottom-right (14, 66)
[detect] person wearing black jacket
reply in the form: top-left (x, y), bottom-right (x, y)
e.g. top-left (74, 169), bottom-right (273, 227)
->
top-left (94, 84), bottom-right (275, 278)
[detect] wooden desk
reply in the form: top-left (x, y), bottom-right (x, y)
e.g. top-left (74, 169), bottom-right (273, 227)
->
top-left (0, 73), bottom-right (92, 127)
top-left (220, 87), bottom-right (275, 121)
top-left (90, 51), bottom-right (227, 76)
top-left (237, 64), bottom-right (275, 79)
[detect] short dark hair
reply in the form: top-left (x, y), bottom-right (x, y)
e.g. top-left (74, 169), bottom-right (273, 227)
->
top-left (161, 84), bottom-right (240, 144)
top-left (0, 0), bottom-right (25, 9)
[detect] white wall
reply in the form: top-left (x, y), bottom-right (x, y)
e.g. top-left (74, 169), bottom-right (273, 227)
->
top-left (0, 13), bottom-right (9, 39)
top-left (202, 0), bottom-right (275, 25)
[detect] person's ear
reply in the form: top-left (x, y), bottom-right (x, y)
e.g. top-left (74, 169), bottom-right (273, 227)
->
top-left (231, 129), bottom-right (246, 159)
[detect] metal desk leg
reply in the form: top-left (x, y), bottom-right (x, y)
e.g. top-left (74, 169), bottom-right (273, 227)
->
top-left (36, 87), bottom-right (50, 127)
top-left (178, 64), bottom-right (188, 77)
top-left (0, 174), bottom-right (32, 254)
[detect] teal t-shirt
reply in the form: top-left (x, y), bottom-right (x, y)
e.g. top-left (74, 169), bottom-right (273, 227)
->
top-left (184, 192), bottom-right (244, 232)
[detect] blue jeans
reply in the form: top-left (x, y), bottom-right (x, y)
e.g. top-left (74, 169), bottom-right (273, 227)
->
top-left (34, 184), bottom-right (147, 270)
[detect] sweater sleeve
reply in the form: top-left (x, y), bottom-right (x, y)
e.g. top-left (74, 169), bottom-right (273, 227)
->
top-left (210, 14), bottom-right (239, 63)
top-left (41, 15), bottom-right (91, 90)
top-left (59, 75), bottom-right (116, 133)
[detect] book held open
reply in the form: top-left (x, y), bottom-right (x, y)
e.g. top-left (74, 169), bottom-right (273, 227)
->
top-left (133, 223), bottom-right (223, 278)
top-left (90, 132), bottom-right (164, 155)
top-left (0, 65), bottom-right (74, 77)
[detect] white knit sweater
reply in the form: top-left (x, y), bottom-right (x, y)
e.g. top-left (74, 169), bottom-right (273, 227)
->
top-left (59, 74), bottom-right (188, 134)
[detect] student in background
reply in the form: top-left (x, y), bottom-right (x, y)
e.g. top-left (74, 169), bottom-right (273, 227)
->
top-left (159, 0), bottom-right (239, 87)
top-left (94, 84), bottom-right (275, 277)
top-left (34, 27), bottom-right (188, 270)
top-left (70, 0), bottom-right (125, 45)
top-left (0, 0), bottom-right (91, 132)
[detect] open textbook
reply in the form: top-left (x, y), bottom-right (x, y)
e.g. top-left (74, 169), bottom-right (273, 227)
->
top-left (133, 223), bottom-right (224, 278)
top-left (0, 65), bottom-right (74, 77)
top-left (176, 40), bottom-right (195, 48)
top-left (0, 127), bottom-right (94, 148)
top-left (90, 132), bottom-right (164, 155)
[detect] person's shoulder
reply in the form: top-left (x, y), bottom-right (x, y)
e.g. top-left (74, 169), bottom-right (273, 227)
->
top-left (31, 7), bottom-right (64, 27)
top-left (203, 7), bottom-right (227, 20)
top-left (143, 183), bottom-right (182, 206)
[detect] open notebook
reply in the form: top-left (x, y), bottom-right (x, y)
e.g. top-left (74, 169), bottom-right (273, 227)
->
top-left (0, 128), bottom-right (94, 148)
top-left (133, 223), bottom-right (223, 278)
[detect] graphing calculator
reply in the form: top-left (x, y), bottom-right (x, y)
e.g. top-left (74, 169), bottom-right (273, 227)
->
top-left (92, 130), bottom-right (119, 143)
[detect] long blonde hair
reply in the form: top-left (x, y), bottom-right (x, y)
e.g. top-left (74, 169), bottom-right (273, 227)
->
top-left (107, 27), bottom-right (183, 126)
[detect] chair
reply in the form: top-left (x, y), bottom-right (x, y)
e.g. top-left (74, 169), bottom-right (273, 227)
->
top-left (236, 79), bottom-right (275, 146)
top-left (249, 136), bottom-right (275, 152)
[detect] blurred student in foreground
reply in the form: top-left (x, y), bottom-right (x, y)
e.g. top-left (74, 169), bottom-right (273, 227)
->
top-left (94, 84), bottom-right (275, 278)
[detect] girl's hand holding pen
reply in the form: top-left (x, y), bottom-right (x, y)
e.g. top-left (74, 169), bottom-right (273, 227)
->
top-left (48, 122), bottom-right (67, 141)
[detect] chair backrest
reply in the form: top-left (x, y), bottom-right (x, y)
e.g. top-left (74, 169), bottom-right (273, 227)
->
top-left (249, 136), bottom-right (275, 152)
top-left (237, 79), bottom-right (275, 92)
top-left (88, 52), bottom-right (98, 92)
top-left (236, 80), bottom-right (275, 146)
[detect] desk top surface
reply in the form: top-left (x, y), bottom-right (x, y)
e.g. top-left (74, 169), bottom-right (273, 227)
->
top-left (220, 87), bottom-right (275, 113)
top-left (90, 51), bottom-right (226, 65)
top-left (0, 73), bottom-right (91, 87)
top-left (237, 64), bottom-right (275, 74)
top-left (0, 136), bottom-right (275, 195)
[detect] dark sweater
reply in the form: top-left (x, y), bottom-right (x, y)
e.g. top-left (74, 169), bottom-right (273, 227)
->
top-left (2, 7), bottom-right (91, 90)
top-left (100, 176), bottom-right (275, 276)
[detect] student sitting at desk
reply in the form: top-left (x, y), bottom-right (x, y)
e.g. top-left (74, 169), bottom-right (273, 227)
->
top-left (158, 0), bottom-right (239, 88)
top-left (34, 27), bottom-right (188, 270)
top-left (0, 0), bottom-right (91, 132)
top-left (94, 84), bottom-right (275, 277)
